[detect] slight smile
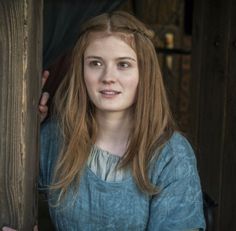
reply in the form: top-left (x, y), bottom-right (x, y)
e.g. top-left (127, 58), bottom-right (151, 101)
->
top-left (99, 90), bottom-right (121, 95)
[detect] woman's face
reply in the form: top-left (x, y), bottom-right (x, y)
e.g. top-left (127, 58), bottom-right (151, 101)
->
top-left (83, 33), bottom-right (139, 115)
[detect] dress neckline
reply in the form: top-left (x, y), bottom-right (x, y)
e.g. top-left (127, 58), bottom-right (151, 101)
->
top-left (87, 145), bottom-right (131, 182)
top-left (92, 144), bottom-right (122, 159)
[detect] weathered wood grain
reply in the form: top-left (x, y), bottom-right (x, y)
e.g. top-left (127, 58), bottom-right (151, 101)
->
top-left (0, 0), bottom-right (42, 230)
top-left (191, 0), bottom-right (236, 230)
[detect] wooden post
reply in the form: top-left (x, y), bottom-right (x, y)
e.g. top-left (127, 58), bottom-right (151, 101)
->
top-left (219, 0), bottom-right (236, 229)
top-left (0, 0), bottom-right (42, 230)
top-left (191, 0), bottom-right (236, 230)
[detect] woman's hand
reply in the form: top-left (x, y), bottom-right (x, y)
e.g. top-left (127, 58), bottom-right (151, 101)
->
top-left (2, 225), bottom-right (38, 231)
top-left (2, 228), bottom-right (15, 231)
top-left (39, 70), bottom-right (50, 123)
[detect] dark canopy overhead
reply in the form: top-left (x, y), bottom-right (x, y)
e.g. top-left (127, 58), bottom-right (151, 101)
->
top-left (43, 0), bottom-right (126, 68)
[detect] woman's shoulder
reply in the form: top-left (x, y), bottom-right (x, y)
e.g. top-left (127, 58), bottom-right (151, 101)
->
top-left (148, 132), bottom-right (205, 230)
top-left (160, 131), bottom-right (195, 161)
top-left (149, 131), bottom-right (198, 183)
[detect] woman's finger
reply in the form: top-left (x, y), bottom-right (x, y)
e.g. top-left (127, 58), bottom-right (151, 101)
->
top-left (2, 225), bottom-right (38, 231)
top-left (42, 70), bottom-right (49, 88)
top-left (39, 92), bottom-right (50, 106)
top-left (39, 104), bottom-right (48, 120)
top-left (39, 71), bottom-right (50, 123)
top-left (39, 105), bottom-right (48, 113)
top-left (2, 227), bottom-right (16, 231)
top-left (39, 92), bottom-right (49, 123)
top-left (39, 105), bottom-right (49, 122)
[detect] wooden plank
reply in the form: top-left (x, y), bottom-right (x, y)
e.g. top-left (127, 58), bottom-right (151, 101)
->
top-left (0, 0), bottom-right (42, 230)
top-left (191, 0), bottom-right (231, 230)
top-left (220, 0), bottom-right (236, 229)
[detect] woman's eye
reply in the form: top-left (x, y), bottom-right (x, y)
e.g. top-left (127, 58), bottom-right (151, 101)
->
top-left (89, 60), bottom-right (102, 67)
top-left (118, 62), bottom-right (130, 69)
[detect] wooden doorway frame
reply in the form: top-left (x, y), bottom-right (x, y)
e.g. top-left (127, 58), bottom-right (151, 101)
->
top-left (0, 1), bottom-right (43, 230)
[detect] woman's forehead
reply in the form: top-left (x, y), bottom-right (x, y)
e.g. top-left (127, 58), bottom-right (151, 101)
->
top-left (84, 35), bottom-right (137, 60)
top-left (87, 31), bottom-right (135, 49)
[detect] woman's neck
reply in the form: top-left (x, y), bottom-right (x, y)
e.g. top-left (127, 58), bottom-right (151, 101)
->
top-left (95, 111), bottom-right (132, 156)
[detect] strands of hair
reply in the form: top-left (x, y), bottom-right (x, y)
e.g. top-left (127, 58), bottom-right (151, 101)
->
top-left (50, 11), bottom-right (176, 203)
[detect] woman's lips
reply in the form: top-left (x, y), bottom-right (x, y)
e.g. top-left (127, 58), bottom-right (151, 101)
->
top-left (99, 90), bottom-right (121, 95)
top-left (99, 89), bottom-right (121, 98)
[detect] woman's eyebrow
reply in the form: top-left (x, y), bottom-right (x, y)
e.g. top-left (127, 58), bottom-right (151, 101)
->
top-left (117, 57), bottom-right (137, 62)
top-left (84, 56), bottom-right (136, 62)
top-left (84, 56), bottom-right (102, 60)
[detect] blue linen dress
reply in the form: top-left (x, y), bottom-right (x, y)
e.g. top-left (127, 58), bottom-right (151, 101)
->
top-left (39, 119), bottom-right (206, 231)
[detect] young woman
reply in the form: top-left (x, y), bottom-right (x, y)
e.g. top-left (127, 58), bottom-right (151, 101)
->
top-left (3, 11), bottom-right (205, 231)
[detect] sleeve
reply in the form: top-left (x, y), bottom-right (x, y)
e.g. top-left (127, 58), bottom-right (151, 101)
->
top-left (147, 133), bottom-right (206, 231)
top-left (38, 118), bottom-right (60, 193)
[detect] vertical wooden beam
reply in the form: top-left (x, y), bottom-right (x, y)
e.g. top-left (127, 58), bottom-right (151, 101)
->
top-left (220, 0), bottom-right (236, 229)
top-left (191, 0), bottom-right (234, 230)
top-left (0, 0), bottom-right (42, 230)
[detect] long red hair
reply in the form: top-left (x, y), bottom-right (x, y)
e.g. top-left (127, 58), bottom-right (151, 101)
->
top-left (51, 11), bottom-right (175, 202)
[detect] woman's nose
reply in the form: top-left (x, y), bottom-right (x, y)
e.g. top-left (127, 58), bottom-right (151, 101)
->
top-left (101, 66), bottom-right (116, 84)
